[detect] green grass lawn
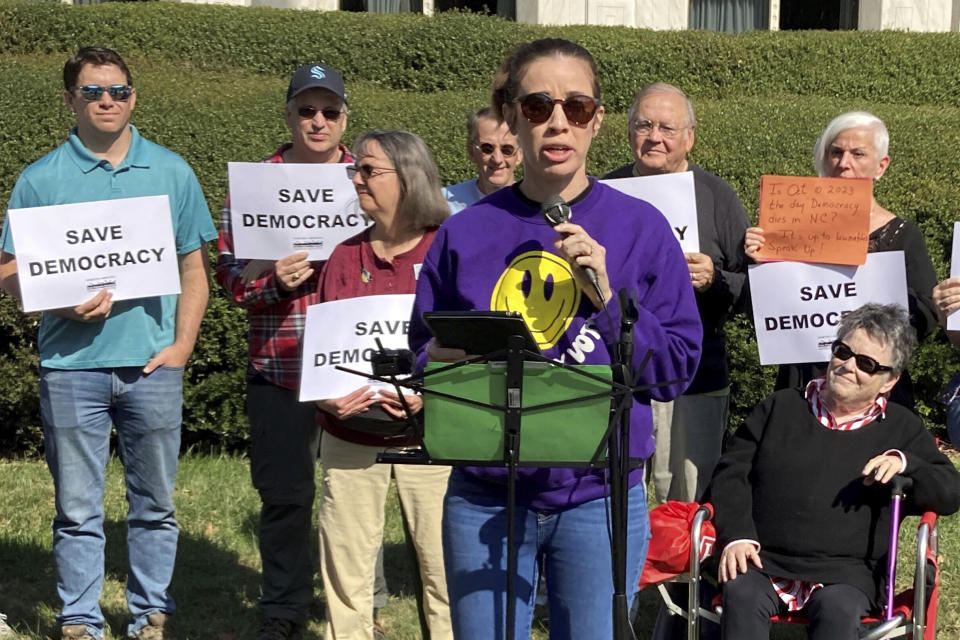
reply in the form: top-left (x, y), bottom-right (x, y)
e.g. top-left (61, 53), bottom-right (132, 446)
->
top-left (0, 454), bottom-right (957, 639)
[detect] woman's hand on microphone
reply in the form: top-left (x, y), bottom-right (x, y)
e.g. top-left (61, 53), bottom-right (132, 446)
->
top-left (552, 221), bottom-right (611, 309)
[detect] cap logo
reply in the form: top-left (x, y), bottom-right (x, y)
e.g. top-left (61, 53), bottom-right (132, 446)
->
top-left (310, 66), bottom-right (326, 80)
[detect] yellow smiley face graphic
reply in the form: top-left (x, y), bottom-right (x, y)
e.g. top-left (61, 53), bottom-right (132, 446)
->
top-left (490, 251), bottom-right (581, 349)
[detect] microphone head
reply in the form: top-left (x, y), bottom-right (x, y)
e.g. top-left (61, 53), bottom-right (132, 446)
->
top-left (541, 195), bottom-right (570, 227)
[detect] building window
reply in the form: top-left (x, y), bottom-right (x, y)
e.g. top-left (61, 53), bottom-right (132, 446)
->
top-left (689, 0), bottom-right (769, 33)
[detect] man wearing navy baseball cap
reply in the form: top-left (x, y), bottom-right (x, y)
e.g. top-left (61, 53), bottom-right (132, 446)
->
top-left (216, 64), bottom-right (352, 639)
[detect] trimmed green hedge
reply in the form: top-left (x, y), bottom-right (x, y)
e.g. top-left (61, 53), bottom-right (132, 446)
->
top-left (2, 2), bottom-right (960, 110)
top-left (1, 3), bottom-right (960, 453)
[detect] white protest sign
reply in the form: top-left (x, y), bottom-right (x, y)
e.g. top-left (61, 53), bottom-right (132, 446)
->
top-left (7, 195), bottom-right (180, 313)
top-left (948, 221), bottom-right (960, 331)
top-left (749, 251), bottom-right (908, 365)
top-left (228, 162), bottom-right (372, 261)
top-left (601, 172), bottom-right (699, 252)
top-left (299, 294), bottom-right (415, 401)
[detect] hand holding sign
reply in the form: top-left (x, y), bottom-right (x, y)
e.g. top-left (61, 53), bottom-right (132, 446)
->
top-left (744, 226), bottom-right (767, 261)
top-left (933, 277), bottom-right (960, 329)
top-left (51, 288), bottom-right (113, 323)
top-left (755, 175), bottom-right (872, 265)
top-left (938, 222), bottom-right (960, 331)
top-left (275, 251), bottom-right (314, 292)
top-left (378, 389), bottom-right (423, 419)
top-left (686, 252), bottom-right (715, 292)
top-left (314, 385), bottom-right (379, 420)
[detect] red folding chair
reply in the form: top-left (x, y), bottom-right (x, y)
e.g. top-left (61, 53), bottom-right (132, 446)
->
top-left (638, 501), bottom-right (720, 640)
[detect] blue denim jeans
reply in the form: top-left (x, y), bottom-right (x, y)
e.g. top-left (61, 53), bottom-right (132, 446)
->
top-left (39, 366), bottom-right (183, 639)
top-left (948, 395), bottom-right (960, 446)
top-left (442, 469), bottom-right (650, 640)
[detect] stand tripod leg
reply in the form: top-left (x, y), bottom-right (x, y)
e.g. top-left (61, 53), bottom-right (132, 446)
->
top-left (503, 335), bottom-right (524, 640)
top-left (506, 453), bottom-right (517, 640)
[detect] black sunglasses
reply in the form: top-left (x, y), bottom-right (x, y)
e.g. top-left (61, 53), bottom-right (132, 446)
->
top-left (346, 164), bottom-right (397, 180)
top-left (297, 105), bottom-right (344, 121)
top-left (831, 340), bottom-right (893, 375)
top-left (73, 84), bottom-right (134, 102)
top-left (514, 92), bottom-right (600, 127)
top-left (474, 142), bottom-right (518, 157)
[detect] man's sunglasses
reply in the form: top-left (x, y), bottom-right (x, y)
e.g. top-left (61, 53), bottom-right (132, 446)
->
top-left (514, 93), bottom-right (600, 127)
top-left (297, 105), bottom-right (344, 121)
top-left (473, 142), bottom-right (518, 157)
top-left (831, 340), bottom-right (893, 375)
top-left (72, 84), bottom-right (134, 102)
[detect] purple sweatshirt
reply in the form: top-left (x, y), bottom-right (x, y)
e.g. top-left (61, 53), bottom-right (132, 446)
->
top-left (409, 180), bottom-right (702, 510)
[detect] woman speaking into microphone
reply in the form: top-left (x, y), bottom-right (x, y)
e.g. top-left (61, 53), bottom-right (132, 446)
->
top-left (409, 39), bottom-right (703, 639)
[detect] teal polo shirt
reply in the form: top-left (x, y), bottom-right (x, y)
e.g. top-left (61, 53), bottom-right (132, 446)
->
top-left (0, 125), bottom-right (217, 369)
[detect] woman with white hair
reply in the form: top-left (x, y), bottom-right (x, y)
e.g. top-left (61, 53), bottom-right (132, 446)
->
top-left (710, 303), bottom-right (960, 639)
top-left (744, 111), bottom-right (937, 407)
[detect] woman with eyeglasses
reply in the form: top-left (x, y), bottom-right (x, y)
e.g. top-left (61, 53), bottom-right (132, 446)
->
top-left (408, 38), bottom-right (702, 639)
top-left (708, 303), bottom-right (960, 639)
top-left (313, 129), bottom-right (453, 640)
top-left (744, 111), bottom-right (938, 409)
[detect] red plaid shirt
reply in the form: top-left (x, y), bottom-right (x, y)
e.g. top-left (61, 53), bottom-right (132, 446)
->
top-left (215, 143), bottom-right (354, 389)
top-left (769, 377), bottom-right (890, 610)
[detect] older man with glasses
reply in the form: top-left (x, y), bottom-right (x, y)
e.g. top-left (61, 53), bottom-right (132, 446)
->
top-left (0, 46), bottom-right (216, 640)
top-left (605, 83), bottom-right (750, 507)
top-left (443, 106), bottom-right (523, 213)
top-left (216, 64), bottom-right (362, 640)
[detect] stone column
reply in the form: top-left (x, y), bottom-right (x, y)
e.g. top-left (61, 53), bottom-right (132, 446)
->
top-left (635, 0), bottom-right (689, 29)
top-left (516, 0), bottom-right (587, 26)
top-left (859, 0), bottom-right (954, 31)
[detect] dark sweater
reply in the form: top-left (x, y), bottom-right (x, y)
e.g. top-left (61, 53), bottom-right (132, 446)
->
top-left (603, 162), bottom-right (749, 393)
top-left (708, 389), bottom-right (960, 605)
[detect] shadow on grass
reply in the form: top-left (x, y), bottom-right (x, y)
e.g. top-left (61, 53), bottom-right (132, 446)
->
top-left (0, 534), bottom-right (58, 638)
top-left (0, 519), bottom-right (264, 639)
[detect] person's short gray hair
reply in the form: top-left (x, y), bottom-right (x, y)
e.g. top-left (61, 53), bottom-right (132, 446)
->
top-left (626, 83), bottom-right (697, 132)
top-left (836, 303), bottom-right (915, 376)
top-left (351, 130), bottom-right (449, 231)
top-left (466, 106), bottom-right (497, 146)
top-left (813, 111), bottom-right (889, 177)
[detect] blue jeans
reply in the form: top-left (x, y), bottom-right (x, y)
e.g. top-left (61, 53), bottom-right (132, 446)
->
top-left (442, 469), bottom-right (650, 640)
top-left (39, 366), bottom-right (183, 639)
top-left (948, 395), bottom-right (960, 446)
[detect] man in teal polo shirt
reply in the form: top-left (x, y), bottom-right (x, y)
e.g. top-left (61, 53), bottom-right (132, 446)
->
top-left (0, 47), bottom-right (216, 640)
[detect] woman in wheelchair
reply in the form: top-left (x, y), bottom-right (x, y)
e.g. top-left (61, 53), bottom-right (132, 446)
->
top-left (708, 303), bottom-right (960, 639)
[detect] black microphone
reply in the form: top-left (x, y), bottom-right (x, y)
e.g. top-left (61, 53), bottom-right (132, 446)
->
top-left (541, 195), bottom-right (603, 301)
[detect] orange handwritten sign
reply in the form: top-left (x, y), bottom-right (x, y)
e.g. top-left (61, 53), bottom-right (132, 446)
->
top-left (755, 175), bottom-right (872, 266)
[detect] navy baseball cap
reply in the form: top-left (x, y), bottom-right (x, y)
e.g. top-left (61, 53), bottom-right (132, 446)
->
top-left (286, 64), bottom-right (347, 104)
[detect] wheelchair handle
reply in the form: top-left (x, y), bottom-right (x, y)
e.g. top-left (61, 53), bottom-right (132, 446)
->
top-left (891, 474), bottom-right (913, 499)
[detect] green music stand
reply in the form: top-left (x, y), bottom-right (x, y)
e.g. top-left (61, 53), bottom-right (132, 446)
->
top-left (420, 360), bottom-right (614, 466)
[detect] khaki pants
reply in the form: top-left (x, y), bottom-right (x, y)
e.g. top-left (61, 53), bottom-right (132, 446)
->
top-left (651, 393), bottom-right (729, 503)
top-left (319, 431), bottom-right (452, 640)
